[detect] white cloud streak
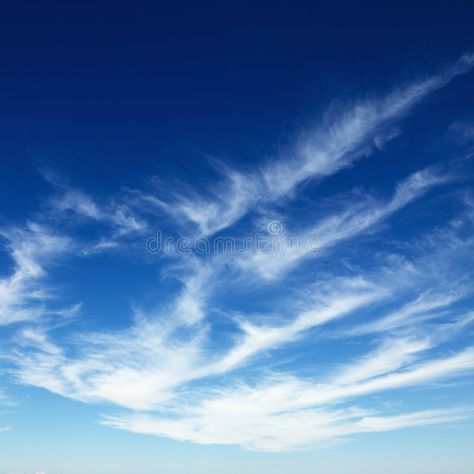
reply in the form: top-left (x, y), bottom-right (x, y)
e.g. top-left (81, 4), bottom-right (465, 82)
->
top-left (142, 54), bottom-right (474, 236)
top-left (0, 223), bottom-right (75, 325)
top-left (236, 166), bottom-right (450, 280)
top-left (101, 344), bottom-right (474, 450)
top-left (102, 406), bottom-right (471, 452)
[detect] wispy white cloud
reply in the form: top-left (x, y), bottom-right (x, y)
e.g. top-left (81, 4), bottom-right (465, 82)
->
top-left (450, 120), bottom-right (474, 145)
top-left (12, 261), bottom-right (214, 411)
top-left (11, 211), bottom-right (474, 434)
top-left (102, 349), bottom-right (474, 451)
top-left (0, 223), bottom-right (77, 325)
top-left (102, 405), bottom-right (471, 452)
top-left (202, 279), bottom-right (385, 376)
top-left (37, 166), bottom-right (148, 242)
top-left (141, 54), bottom-right (474, 236)
top-left (14, 320), bottom-right (202, 410)
top-left (236, 166), bottom-right (450, 280)
top-left (348, 291), bottom-right (465, 336)
top-left (51, 187), bottom-right (148, 237)
top-left (97, 315), bottom-right (473, 450)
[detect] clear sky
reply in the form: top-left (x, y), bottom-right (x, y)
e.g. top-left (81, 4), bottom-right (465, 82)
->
top-left (1, 2), bottom-right (474, 473)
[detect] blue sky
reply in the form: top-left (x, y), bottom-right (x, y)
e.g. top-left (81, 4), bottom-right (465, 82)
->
top-left (1, 2), bottom-right (474, 473)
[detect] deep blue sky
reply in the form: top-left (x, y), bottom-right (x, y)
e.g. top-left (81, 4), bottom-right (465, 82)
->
top-left (1, 2), bottom-right (474, 474)
top-left (1, 1), bottom-right (473, 211)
